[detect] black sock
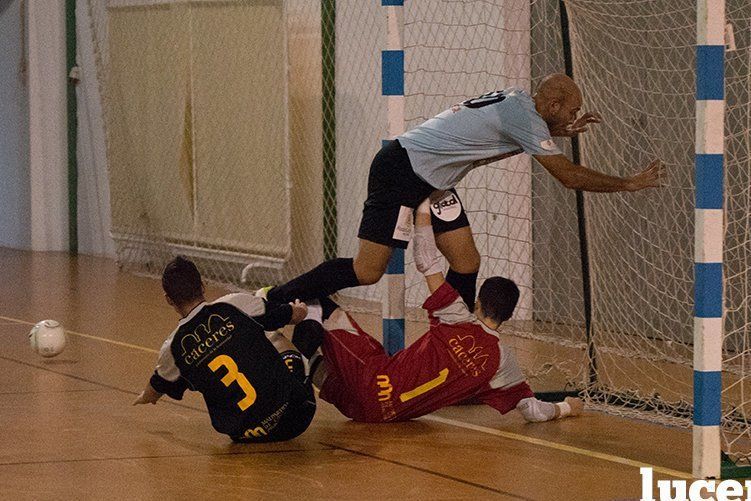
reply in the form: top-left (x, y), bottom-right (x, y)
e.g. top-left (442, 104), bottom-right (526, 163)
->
top-left (319, 296), bottom-right (340, 321)
top-left (267, 258), bottom-right (359, 303)
top-left (291, 319), bottom-right (326, 359)
top-left (446, 269), bottom-right (478, 311)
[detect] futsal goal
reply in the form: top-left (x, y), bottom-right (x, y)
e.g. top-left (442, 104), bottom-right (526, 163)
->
top-left (82, 0), bottom-right (751, 478)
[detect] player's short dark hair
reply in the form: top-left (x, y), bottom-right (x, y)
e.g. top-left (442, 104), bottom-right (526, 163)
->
top-left (477, 276), bottom-right (519, 324)
top-left (162, 256), bottom-right (203, 305)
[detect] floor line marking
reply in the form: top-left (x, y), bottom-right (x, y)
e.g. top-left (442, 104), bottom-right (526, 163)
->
top-left (0, 315), bottom-right (158, 354)
top-left (0, 354), bottom-right (205, 414)
top-left (1, 313), bottom-right (694, 480)
top-left (321, 441), bottom-right (534, 500)
top-left (423, 415), bottom-right (693, 480)
top-left (0, 446), bottom-right (336, 467)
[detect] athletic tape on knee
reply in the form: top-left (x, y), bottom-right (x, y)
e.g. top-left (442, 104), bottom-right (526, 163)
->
top-left (413, 226), bottom-right (443, 276)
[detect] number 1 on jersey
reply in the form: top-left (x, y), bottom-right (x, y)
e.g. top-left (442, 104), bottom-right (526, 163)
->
top-left (209, 355), bottom-right (257, 411)
top-left (399, 368), bottom-right (449, 403)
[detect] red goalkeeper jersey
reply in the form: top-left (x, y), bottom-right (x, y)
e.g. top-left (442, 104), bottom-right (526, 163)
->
top-left (319, 282), bottom-right (533, 422)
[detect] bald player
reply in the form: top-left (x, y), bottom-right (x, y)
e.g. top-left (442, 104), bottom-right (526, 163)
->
top-left (265, 74), bottom-right (664, 309)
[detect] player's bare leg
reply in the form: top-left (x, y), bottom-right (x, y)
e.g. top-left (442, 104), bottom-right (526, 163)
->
top-left (434, 226), bottom-right (481, 309)
top-left (434, 226), bottom-right (480, 273)
top-left (267, 331), bottom-right (296, 353)
top-left (352, 238), bottom-right (393, 285)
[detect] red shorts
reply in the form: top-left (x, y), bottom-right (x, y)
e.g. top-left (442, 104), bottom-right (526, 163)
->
top-left (318, 311), bottom-right (389, 422)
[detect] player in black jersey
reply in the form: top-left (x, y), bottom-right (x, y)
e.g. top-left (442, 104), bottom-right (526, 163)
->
top-left (133, 256), bottom-right (315, 443)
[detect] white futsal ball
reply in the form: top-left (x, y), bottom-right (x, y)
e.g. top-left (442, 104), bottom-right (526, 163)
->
top-left (29, 320), bottom-right (67, 358)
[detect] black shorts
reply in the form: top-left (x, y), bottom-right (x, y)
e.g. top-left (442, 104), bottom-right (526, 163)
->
top-left (231, 385), bottom-right (316, 444)
top-left (231, 352), bottom-right (315, 443)
top-left (357, 139), bottom-right (471, 249)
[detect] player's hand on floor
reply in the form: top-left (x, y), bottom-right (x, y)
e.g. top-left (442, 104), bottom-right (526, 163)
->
top-left (564, 396), bottom-right (584, 417)
top-left (132, 383), bottom-right (163, 405)
top-left (629, 158), bottom-right (664, 190)
top-left (289, 299), bottom-right (308, 325)
top-left (132, 390), bottom-right (158, 406)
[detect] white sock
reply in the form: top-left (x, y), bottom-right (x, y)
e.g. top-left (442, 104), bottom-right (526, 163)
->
top-left (304, 300), bottom-right (323, 324)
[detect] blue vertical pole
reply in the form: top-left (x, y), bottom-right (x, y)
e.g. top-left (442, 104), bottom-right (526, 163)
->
top-left (381, 0), bottom-right (405, 355)
top-left (693, 0), bottom-right (724, 479)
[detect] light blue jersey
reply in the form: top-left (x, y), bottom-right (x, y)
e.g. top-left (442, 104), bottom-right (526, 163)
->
top-left (397, 88), bottom-right (561, 190)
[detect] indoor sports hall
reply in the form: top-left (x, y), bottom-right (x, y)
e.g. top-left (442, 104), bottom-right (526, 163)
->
top-left (1, 1), bottom-right (749, 500)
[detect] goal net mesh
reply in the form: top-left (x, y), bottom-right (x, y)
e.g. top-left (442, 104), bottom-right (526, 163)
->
top-left (84, 0), bottom-right (751, 460)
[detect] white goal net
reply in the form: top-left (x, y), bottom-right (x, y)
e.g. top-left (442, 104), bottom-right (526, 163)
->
top-left (83, 0), bottom-right (751, 461)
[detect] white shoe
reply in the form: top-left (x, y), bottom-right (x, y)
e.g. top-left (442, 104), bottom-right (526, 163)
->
top-left (254, 286), bottom-right (273, 300)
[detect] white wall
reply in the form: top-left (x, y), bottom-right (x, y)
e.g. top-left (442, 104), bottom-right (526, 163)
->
top-left (0, 0), bottom-right (31, 248)
top-left (75, 0), bottom-right (115, 257)
top-left (0, 1), bottom-right (113, 255)
top-left (27, 0), bottom-right (68, 251)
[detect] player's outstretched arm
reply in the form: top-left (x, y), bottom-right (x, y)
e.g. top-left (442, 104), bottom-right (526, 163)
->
top-left (133, 382), bottom-right (163, 406)
top-left (413, 199), bottom-right (445, 293)
top-left (533, 154), bottom-right (664, 193)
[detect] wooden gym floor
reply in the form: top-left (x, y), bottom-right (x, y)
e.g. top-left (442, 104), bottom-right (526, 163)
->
top-left (0, 247), bottom-right (693, 500)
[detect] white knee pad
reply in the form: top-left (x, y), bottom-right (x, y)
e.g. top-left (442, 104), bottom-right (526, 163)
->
top-left (516, 397), bottom-right (556, 423)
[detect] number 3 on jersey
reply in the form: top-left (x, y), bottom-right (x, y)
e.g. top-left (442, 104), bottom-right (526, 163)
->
top-left (209, 355), bottom-right (257, 411)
